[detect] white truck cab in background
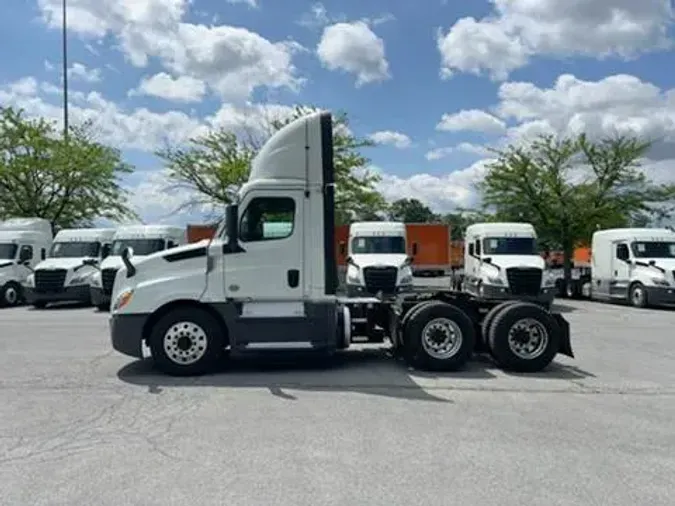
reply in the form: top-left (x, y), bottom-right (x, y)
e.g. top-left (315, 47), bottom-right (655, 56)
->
top-left (24, 228), bottom-right (116, 308)
top-left (90, 225), bottom-right (186, 310)
top-left (0, 218), bottom-right (52, 306)
top-left (590, 227), bottom-right (675, 308)
top-left (463, 222), bottom-right (555, 307)
top-left (342, 221), bottom-right (414, 297)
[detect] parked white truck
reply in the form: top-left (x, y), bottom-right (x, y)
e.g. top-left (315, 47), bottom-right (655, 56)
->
top-left (0, 218), bottom-right (52, 306)
top-left (108, 111), bottom-right (574, 376)
top-left (342, 221), bottom-right (414, 297)
top-left (90, 225), bottom-right (186, 310)
top-left (565, 227), bottom-right (675, 308)
top-left (24, 228), bottom-right (116, 308)
top-left (459, 222), bottom-right (556, 308)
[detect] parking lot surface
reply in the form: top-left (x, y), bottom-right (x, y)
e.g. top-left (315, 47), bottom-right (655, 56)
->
top-left (1, 295), bottom-right (675, 506)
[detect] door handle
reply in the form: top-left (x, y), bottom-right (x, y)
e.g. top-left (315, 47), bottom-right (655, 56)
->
top-left (287, 269), bottom-right (299, 288)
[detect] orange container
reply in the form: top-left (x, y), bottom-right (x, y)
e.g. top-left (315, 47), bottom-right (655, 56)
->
top-left (406, 223), bottom-right (451, 269)
top-left (335, 224), bottom-right (349, 266)
top-left (187, 224), bottom-right (217, 243)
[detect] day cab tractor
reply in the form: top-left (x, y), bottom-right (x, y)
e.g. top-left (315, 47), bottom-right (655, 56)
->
top-left (108, 110), bottom-right (574, 376)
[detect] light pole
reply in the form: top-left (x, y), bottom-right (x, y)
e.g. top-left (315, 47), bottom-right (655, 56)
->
top-left (62, 0), bottom-right (69, 140)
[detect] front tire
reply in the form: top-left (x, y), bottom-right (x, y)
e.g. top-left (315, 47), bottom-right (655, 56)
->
top-left (1, 282), bottom-right (22, 307)
top-left (629, 282), bottom-right (648, 308)
top-left (148, 307), bottom-right (226, 376)
top-left (488, 302), bottom-right (561, 372)
top-left (403, 301), bottom-right (475, 371)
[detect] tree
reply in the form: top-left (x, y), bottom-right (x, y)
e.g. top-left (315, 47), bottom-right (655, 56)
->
top-left (388, 198), bottom-right (439, 223)
top-left (156, 105), bottom-right (387, 224)
top-left (478, 133), bottom-right (675, 282)
top-left (441, 210), bottom-right (488, 240)
top-left (0, 107), bottom-right (136, 232)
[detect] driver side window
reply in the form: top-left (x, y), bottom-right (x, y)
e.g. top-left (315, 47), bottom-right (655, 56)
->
top-left (239, 197), bottom-right (295, 243)
top-left (615, 243), bottom-right (629, 261)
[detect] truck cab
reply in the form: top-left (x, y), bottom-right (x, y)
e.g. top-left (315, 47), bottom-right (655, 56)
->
top-left (463, 222), bottom-right (555, 307)
top-left (590, 228), bottom-right (675, 308)
top-left (90, 225), bottom-right (186, 310)
top-left (0, 218), bottom-right (52, 306)
top-left (342, 221), bottom-right (414, 297)
top-left (25, 228), bottom-right (116, 308)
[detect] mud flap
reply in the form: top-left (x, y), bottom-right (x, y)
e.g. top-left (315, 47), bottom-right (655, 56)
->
top-left (553, 314), bottom-right (574, 358)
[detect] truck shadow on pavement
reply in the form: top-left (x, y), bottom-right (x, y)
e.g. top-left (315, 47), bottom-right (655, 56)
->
top-left (117, 348), bottom-right (595, 402)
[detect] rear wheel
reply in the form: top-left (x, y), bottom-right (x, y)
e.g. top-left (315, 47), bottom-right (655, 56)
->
top-left (403, 301), bottom-right (475, 371)
top-left (148, 307), bottom-right (226, 376)
top-left (481, 301), bottom-right (521, 343)
top-left (488, 302), bottom-right (561, 372)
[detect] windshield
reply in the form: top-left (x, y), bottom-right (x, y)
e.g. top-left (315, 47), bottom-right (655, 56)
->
top-left (0, 244), bottom-right (17, 260)
top-left (631, 241), bottom-right (675, 258)
top-left (483, 237), bottom-right (537, 255)
top-left (351, 236), bottom-right (406, 254)
top-left (111, 238), bottom-right (165, 256)
top-left (49, 241), bottom-right (100, 258)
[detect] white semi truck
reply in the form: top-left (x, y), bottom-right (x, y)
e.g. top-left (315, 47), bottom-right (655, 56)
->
top-left (0, 218), bottom-right (53, 306)
top-left (90, 225), bottom-right (187, 310)
top-left (342, 221), bottom-right (414, 297)
top-left (458, 222), bottom-right (556, 308)
top-left (108, 111), bottom-right (574, 376)
top-left (563, 227), bottom-right (675, 308)
top-left (24, 228), bottom-right (116, 308)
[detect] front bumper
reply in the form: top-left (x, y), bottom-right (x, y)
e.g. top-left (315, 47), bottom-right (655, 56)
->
top-left (346, 283), bottom-right (413, 298)
top-left (645, 286), bottom-right (675, 306)
top-left (110, 313), bottom-right (149, 358)
top-left (24, 284), bottom-right (92, 304)
top-left (479, 283), bottom-right (556, 304)
top-left (90, 286), bottom-right (111, 307)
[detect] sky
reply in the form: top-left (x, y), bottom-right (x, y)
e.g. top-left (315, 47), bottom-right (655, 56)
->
top-left (1, 0), bottom-right (675, 226)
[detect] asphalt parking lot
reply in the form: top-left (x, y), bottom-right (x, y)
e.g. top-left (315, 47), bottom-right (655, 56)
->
top-left (1, 292), bottom-right (675, 505)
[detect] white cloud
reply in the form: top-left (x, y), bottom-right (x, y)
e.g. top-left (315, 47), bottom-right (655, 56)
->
top-left (375, 160), bottom-right (493, 212)
top-left (438, 0), bottom-right (675, 80)
top-left (130, 72), bottom-right (206, 103)
top-left (317, 21), bottom-right (390, 86)
top-left (426, 143), bottom-right (490, 161)
top-left (36, 0), bottom-right (304, 100)
top-left (68, 62), bottom-right (101, 83)
top-left (226, 0), bottom-right (257, 7)
top-left (437, 109), bottom-right (506, 134)
top-left (368, 130), bottom-right (411, 148)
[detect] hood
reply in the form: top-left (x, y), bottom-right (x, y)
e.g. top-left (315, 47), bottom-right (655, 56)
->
top-left (100, 255), bottom-right (151, 270)
top-left (633, 258), bottom-right (675, 272)
top-left (35, 258), bottom-right (94, 271)
top-left (481, 255), bottom-right (545, 270)
top-left (351, 253), bottom-right (409, 268)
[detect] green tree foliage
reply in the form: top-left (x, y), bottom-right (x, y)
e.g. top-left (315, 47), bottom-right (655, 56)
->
top-left (388, 198), bottom-right (439, 223)
top-left (156, 105), bottom-right (387, 224)
top-left (478, 133), bottom-right (675, 279)
top-left (0, 106), bottom-right (136, 232)
top-left (440, 211), bottom-right (488, 240)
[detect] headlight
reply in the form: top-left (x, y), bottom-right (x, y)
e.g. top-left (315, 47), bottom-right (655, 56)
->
top-left (24, 274), bottom-right (35, 287)
top-left (486, 276), bottom-right (503, 285)
top-left (90, 272), bottom-right (102, 286)
top-left (112, 289), bottom-right (133, 311)
top-left (346, 266), bottom-right (361, 285)
top-left (651, 277), bottom-right (670, 286)
top-left (399, 266), bottom-right (413, 285)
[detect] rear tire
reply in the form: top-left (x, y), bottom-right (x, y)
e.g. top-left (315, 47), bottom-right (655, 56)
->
top-left (403, 301), bottom-right (475, 371)
top-left (148, 307), bottom-right (226, 376)
top-left (481, 301), bottom-right (521, 346)
top-left (488, 302), bottom-right (560, 372)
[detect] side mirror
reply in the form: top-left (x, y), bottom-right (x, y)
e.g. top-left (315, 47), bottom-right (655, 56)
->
top-left (339, 241), bottom-right (346, 255)
top-left (167, 241), bottom-right (176, 249)
top-left (20, 259), bottom-right (30, 266)
top-left (648, 259), bottom-right (656, 265)
top-left (101, 244), bottom-right (111, 259)
top-left (346, 255), bottom-right (356, 266)
top-left (483, 257), bottom-right (492, 264)
top-left (121, 246), bottom-right (136, 277)
top-left (224, 203), bottom-right (243, 253)
top-left (404, 256), bottom-right (413, 265)
top-left (412, 243), bottom-right (418, 256)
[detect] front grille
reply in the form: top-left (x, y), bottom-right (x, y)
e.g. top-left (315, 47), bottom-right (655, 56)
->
top-left (363, 266), bottom-right (398, 294)
top-left (102, 268), bottom-right (118, 295)
top-left (506, 267), bottom-right (542, 296)
top-left (34, 269), bottom-right (67, 293)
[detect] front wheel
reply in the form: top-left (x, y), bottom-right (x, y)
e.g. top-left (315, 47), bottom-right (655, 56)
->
top-left (148, 307), bottom-right (226, 376)
top-left (629, 282), bottom-right (648, 308)
top-left (1, 282), bottom-right (22, 307)
top-left (403, 301), bottom-right (475, 371)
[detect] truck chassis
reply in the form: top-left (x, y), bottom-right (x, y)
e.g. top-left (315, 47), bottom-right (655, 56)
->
top-left (126, 290), bottom-right (574, 377)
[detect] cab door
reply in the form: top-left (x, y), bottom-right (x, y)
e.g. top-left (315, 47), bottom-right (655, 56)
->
top-left (610, 242), bottom-right (631, 298)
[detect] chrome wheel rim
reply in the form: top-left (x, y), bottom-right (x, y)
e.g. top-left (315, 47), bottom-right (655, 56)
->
top-left (421, 317), bottom-right (463, 359)
top-left (507, 318), bottom-right (549, 360)
top-left (163, 321), bottom-right (208, 365)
